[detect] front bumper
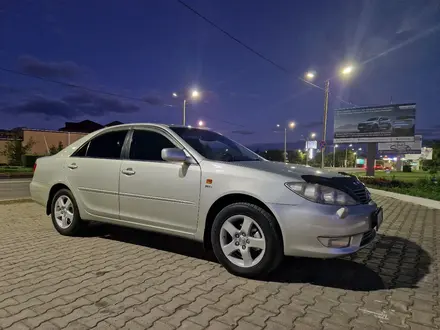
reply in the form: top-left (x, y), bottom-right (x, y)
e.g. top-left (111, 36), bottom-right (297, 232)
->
top-left (268, 200), bottom-right (381, 258)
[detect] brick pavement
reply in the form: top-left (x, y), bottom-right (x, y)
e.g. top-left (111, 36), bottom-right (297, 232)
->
top-left (0, 195), bottom-right (439, 329)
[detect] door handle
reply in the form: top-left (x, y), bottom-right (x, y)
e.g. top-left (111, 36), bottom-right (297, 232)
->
top-left (121, 168), bottom-right (136, 176)
top-left (67, 163), bottom-right (78, 169)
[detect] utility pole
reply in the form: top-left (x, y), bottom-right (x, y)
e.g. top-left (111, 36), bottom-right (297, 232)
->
top-left (183, 99), bottom-right (187, 126)
top-left (321, 80), bottom-right (330, 168)
top-left (284, 128), bottom-right (287, 163)
top-left (305, 137), bottom-right (309, 166)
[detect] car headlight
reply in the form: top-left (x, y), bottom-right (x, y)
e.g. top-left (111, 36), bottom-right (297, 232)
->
top-left (285, 182), bottom-right (358, 206)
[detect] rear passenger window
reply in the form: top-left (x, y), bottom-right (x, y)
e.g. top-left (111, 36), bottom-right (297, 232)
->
top-left (83, 130), bottom-right (128, 159)
top-left (129, 130), bottom-right (175, 161)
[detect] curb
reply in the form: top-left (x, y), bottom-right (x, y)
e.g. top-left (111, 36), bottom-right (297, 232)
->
top-left (0, 174), bottom-right (33, 179)
top-left (369, 187), bottom-right (440, 210)
top-left (0, 198), bottom-right (34, 205)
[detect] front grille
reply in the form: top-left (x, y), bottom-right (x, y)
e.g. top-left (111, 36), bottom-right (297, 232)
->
top-left (351, 186), bottom-right (370, 204)
top-left (360, 229), bottom-right (376, 246)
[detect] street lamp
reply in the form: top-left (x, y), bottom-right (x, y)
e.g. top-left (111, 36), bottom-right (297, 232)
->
top-left (333, 144), bottom-right (339, 167)
top-left (198, 120), bottom-right (204, 127)
top-left (275, 122), bottom-right (296, 163)
top-left (345, 144), bottom-right (353, 168)
top-left (172, 89), bottom-right (201, 126)
top-left (306, 64), bottom-right (355, 169)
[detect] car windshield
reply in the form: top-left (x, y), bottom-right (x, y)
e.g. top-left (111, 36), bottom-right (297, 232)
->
top-left (170, 127), bottom-right (263, 162)
top-left (366, 118), bottom-right (378, 121)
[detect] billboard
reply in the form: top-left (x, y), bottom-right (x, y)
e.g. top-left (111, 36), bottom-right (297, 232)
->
top-left (305, 140), bottom-right (317, 150)
top-left (378, 135), bottom-right (422, 154)
top-left (333, 103), bottom-right (416, 143)
top-left (405, 147), bottom-right (433, 160)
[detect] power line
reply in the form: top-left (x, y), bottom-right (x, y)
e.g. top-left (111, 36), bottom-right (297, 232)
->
top-left (177, 0), bottom-right (354, 106)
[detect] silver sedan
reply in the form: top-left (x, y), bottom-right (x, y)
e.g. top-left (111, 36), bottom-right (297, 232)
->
top-left (30, 123), bottom-right (382, 278)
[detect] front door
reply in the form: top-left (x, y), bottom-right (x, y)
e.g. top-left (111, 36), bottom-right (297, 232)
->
top-left (119, 128), bottom-right (201, 234)
top-left (65, 129), bottom-right (128, 220)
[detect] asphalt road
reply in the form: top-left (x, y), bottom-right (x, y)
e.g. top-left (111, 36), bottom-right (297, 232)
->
top-left (0, 178), bottom-right (31, 200)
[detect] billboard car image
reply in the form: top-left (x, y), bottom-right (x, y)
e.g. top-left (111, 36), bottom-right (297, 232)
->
top-left (334, 103), bottom-right (416, 143)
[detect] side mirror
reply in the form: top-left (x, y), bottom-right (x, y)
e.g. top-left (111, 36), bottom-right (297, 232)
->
top-left (161, 148), bottom-right (190, 163)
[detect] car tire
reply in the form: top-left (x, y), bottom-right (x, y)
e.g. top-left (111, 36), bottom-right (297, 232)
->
top-left (51, 188), bottom-right (84, 236)
top-left (211, 202), bottom-right (283, 278)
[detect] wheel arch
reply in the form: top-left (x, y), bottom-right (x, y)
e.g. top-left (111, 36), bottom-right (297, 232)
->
top-left (46, 183), bottom-right (72, 215)
top-left (203, 193), bottom-right (283, 251)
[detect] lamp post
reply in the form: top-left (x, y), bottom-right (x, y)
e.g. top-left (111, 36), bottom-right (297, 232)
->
top-left (172, 89), bottom-right (200, 126)
top-left (276, 122), bottom-right (296, 163)
top-left (345, 144), bottom-right (352, 168)
top-left (333, 144), bottom-right (338, 167)
top-left (305, 65), bottom-right (355, 169)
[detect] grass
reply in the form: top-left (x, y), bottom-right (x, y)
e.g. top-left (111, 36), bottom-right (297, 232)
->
top-left (0, 166), bottom-right (33, 173)
top-left (350, 170), bottom-right (432, 182)
top-left (354, 171), bottom-right (440, 201)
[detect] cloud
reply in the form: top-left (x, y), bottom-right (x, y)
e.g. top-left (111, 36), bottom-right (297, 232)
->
top-left (2, 91), bottom-right (140, 119)
top-left (18, 55), bottom-right (83, 79)
top-left (0, 85), bottom-right (21, 95)
top-left (61, 91), bottom-right (139, 116)
top-left (142, 95), bottom-right (163, 106)
top-left (3, 96), bottom-right (72, 117)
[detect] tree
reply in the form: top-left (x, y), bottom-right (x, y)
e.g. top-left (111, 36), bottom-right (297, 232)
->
top-left (49, 141), bottom-right (64, 155)
top-left (264, 149), bottom-right (283, 162)
top-left (0, 137), bottom-right (35, 166)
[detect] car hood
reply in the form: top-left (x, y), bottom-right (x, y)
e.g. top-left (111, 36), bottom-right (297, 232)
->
top-left (230, 161), bottom-right (345, 181)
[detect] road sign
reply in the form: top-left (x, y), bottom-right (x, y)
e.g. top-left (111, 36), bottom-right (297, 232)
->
top-left (320, 140), bottom-right (326, 149)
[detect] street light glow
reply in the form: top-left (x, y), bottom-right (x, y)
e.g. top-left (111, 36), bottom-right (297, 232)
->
top-left (289, 122), bottom-right (295, 128)
top-left (198, 120), bottom-right (204, 127)
top-left (335, 144), bottom-right (339, 148)
top-left (341, 65), bottom-right (354, 75)
top-left (349, 144), bottom-right (353, 147)
top-left (172, 92), bottom-right (178, 98)
top-left (191, 90), bottom-right (200, 98)
top-left (305, 71), bottom-right (315, 80)
top-left (311, 133), bottom-right (316, 138)
top-left (358, 147), bottom-right (362, 150)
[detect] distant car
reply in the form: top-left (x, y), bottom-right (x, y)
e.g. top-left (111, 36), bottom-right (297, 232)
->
top-left (392, 116), bottom-right (415, 135)
top-left (357, 117), bottom-right (392, 132)
top-left (30, 124), bottom-right (382, 278)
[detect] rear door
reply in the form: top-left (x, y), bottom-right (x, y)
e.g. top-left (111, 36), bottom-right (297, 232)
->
top-left (119, 128), bottom-right (201, 234)
top-left (65, 129), bottom-right (129, 220)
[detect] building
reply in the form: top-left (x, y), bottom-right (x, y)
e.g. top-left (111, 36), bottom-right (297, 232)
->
top-left (0, 120), bottom-right (123, 165)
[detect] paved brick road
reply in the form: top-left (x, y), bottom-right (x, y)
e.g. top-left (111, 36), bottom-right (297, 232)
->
top-left (0, 195), bottom-right (439, 329)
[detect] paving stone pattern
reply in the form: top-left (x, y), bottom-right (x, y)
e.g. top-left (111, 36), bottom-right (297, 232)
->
top-left (0, 195), bottom-right (439, 329)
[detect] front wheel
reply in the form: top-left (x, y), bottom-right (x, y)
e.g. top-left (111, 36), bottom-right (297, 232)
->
top-left (211, 203), bottom-right (283, 278)
top-left (51, 189), bottom-right (84, 236)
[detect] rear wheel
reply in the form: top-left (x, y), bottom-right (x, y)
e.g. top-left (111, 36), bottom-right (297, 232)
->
top-left (51, 189), bottom-right (84, 236)
top-left (211, 203), bottom-right (283, 278)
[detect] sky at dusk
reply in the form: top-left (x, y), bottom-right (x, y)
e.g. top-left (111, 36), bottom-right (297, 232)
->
top-left (1, 0), bottom-right (440, 145)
